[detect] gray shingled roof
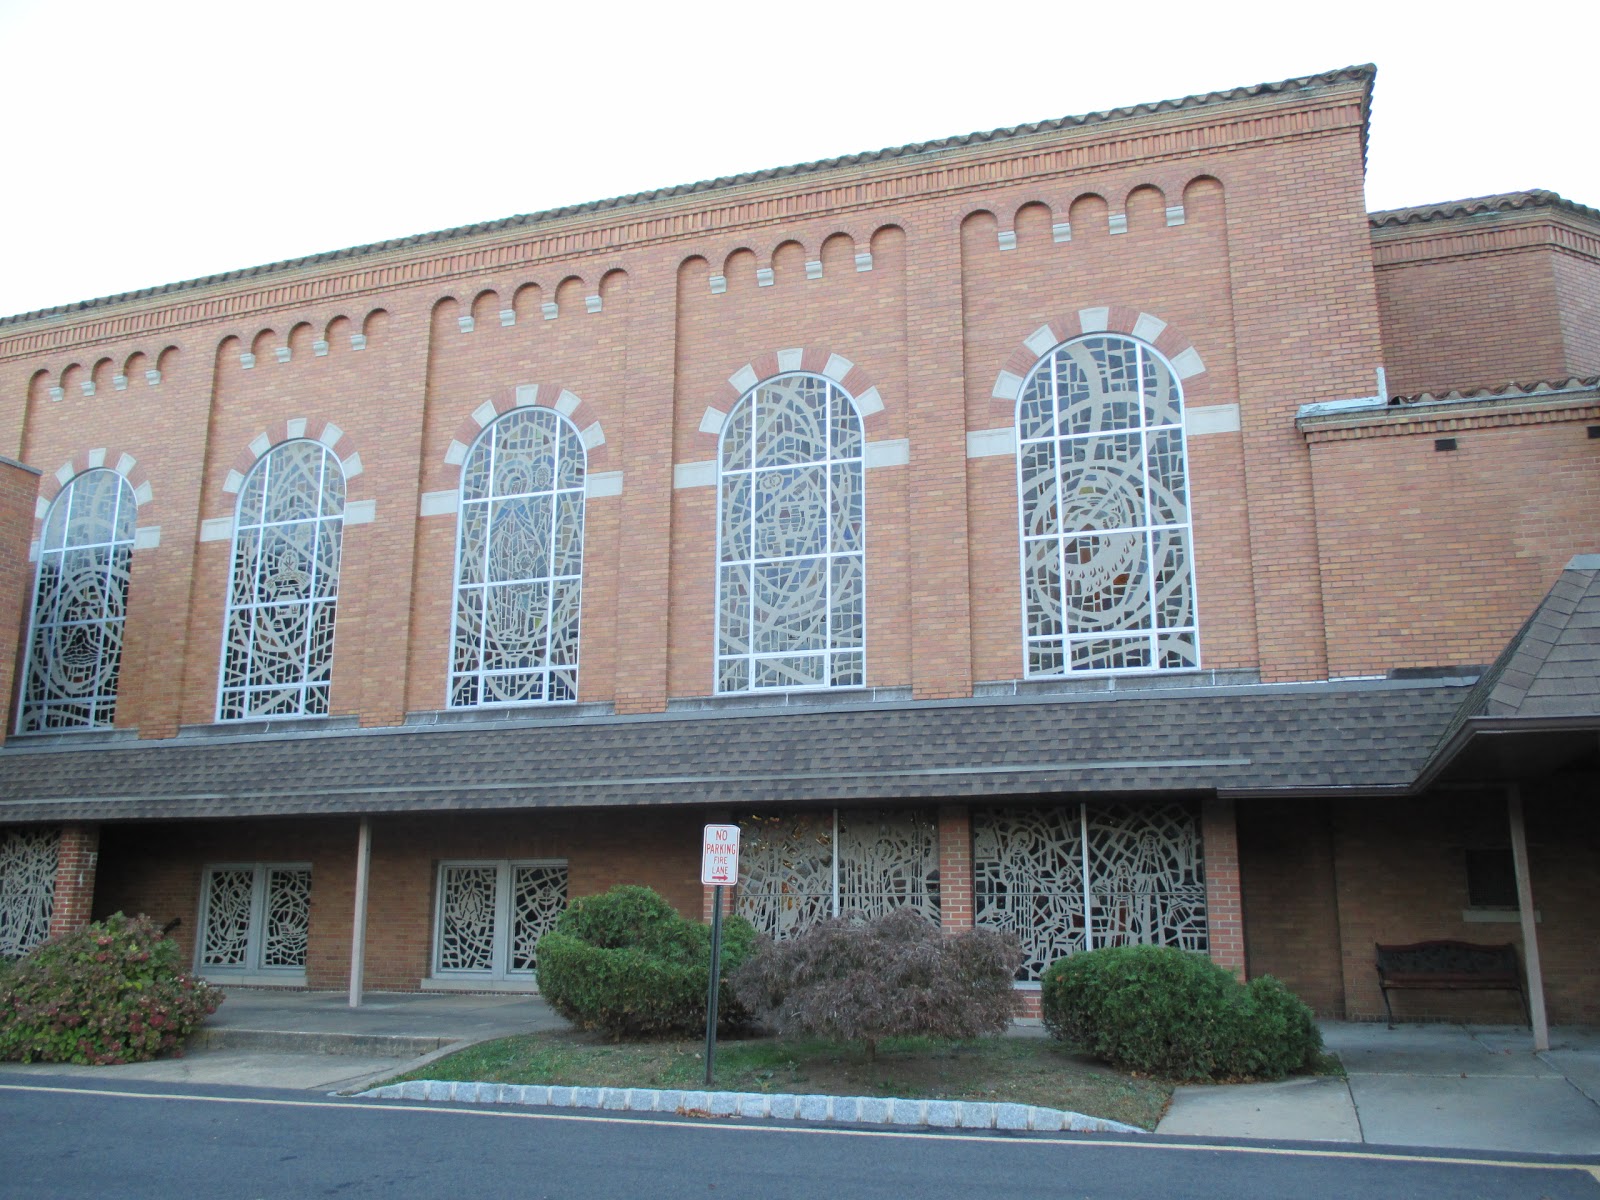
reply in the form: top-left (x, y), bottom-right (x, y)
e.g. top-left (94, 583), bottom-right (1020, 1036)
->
top-left (0, 65), bottom-right (1376, 328)
top-left (0, 679), bottom-right (1467, 823)
top-left (1368, 189), bottom-right (1600, 230)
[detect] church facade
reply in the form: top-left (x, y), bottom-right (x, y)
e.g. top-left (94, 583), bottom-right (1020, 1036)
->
top-left (2, 65), bottom-right (1596, 1023)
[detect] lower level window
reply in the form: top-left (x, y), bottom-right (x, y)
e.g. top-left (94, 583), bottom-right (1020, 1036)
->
top-left (973, 802), bottom-right (1207, 981)
top-left (735, 809), bottom-right (939, 940)
top-left (197, 863), bottom-right (311, 977)
top-left (433, 861), bottom-right (567, 980)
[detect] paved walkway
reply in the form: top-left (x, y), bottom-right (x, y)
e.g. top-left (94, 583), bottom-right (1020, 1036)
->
top-left (1157, 1022), bottom-right (1600, 1154)
top-left (4, 992), bottom-right (1598, 1154)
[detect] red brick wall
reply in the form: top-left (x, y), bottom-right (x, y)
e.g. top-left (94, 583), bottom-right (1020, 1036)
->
top-left (1309, 409), bottom-right (1600, 677)
top-left (1201, 798), bottom-right (1244, 974)
top-left (47, 824), bottom-right (101, 937)
top-left (1237, 800), bottom-right (1345, 1015)
top-left (0, 457), bottom-right (40, 742)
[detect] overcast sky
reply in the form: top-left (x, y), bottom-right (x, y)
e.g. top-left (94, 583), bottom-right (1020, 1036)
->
top-left (2, 0), bottom-right (1592, 321)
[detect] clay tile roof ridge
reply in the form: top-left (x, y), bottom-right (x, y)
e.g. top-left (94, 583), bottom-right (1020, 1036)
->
top-left (1368, 189), bottom-right (1600, 229)
top-left (0, 64), bottom-right (1375, 329)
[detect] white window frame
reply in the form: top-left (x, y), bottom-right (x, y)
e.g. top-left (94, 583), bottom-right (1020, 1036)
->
top-left (430, 858), bottom-right (568, 984)
top-left (194, 861), bottom-right (312, 983)
top-left (1014, 333), bottom-right (1200, 678)
top-left (17, 469), bottom-right (138, 733)
top-left (217, 439), bottom-right (346, 721)
top-left (714, 371), bottom-right (867, 693)
top-left (447, 406), bottom-right (587, 708)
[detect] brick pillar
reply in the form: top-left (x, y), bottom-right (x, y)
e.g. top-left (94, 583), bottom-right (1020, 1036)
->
top-left (937, 804), bottom-right (973, 933)
top-left (0, 456), bottom-right (42, 745)
top-left (1202, 798), bottom-right (1244, 974)
top-left (47, 824), bottom-right (101, 937)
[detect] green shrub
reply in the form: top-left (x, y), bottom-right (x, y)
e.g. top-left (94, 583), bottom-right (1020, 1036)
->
top-left (535, 886), bottom-right (756, 1038)
top-left (0, 913), bottom-right (224, 1065)
top-left (731, 909), bottom-right (1023, 1061)
top-left (1040, 944), bottom-right (1320, 1081)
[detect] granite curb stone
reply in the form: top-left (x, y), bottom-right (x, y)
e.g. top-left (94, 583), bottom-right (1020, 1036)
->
top-left (358, 1080), bottom-right (1145, 1134)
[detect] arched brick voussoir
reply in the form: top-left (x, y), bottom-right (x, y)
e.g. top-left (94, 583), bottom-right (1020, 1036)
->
top-left (989, 306), bottom-right (1209, 414)
top-left (221, 419), bottom-right (366, 496)
top-left (36, 448), bottom-right (155, 518)
top-left (438, 382), bottom-right (611, 480)
top-left (701, 348), bottom-right (889, 444)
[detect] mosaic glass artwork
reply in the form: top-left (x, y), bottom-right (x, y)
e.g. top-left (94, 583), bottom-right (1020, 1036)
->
top-left (199, 865), bottom-right (311, 972)
top-left (219, 441), bottom-right (345, 720)
top-left (509, 864), bottom-right (569, 973)
top-left (1016, 335), bottom-right (1197, 676)
top-left (451, 408), bottom-right (586, 707)
top-left (973, 802), bottom-right (1206, 981)
top-left (717, 374), bottom-right (865, 692)
top-left (0, 828), bottom-right (59, 958)
top-left (736, 809), bottom-right (939, 939)
top-left (436, 861), bottom-right (567, 977)
top-left (18, 470), bottom-right (137, 732)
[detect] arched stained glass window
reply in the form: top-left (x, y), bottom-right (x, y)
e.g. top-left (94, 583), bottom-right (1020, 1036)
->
top-left (1016, 334), bottom-right (1198, 676)
top-left (450, 406), bottom-right (586, 707)
top-left (716, 372), bottom-right (865, 692)
top-left (18, 470), bottom-right (136, 732)
top-left (219, 440), bottom-right (345, 720)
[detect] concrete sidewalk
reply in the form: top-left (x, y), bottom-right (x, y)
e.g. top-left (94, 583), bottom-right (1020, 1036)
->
top-left (1157, 1022), bottom-right (1600, 1155)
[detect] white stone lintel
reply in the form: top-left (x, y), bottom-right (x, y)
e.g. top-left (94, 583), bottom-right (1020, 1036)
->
top-left (444, 440), bottom-right (469, 466)
top-left (822, 354), bottom-right (853, 383)
top-left (48, 386), bottom-right (64, 402)
top-left (556, 389), bottom-right (581, 417)
top-left (1171, 348), bottom-right (1206, 379)
top-left (113, 374), bottom-right (128, 390)
top-left (709, 275), bottom-right (727, 295)
top-left (585, 471), bottom-right (623, 498)
top-left (240, 353), bottom-right (256, 369)
top-left (756, 268), bottom-right (774, 287)
top-left (863, 438), bottom-right (909, 468)
top-left (515, 384), bottom-right (539, 407)
top-left (350, 333), bottom-right (367, 351)
top-left (1187, 403), bottom-right (1241, 436)
top-left (1166, 205), bottom-right (1186, 227)
top-left (580, 422), bottom-right (605, 450)
top-left (700, 407), bottom-right (728, 435)
top-left (729, 365), bottom-right (759, 394)
top-left (673, 460), bottom-right (716, 489)
top-left (133, 525), bottom-right (161, 550)
top-left (855, 386), bottom-right (883, 417)
top-left (457, 316), bottom-right (475, 334)
top-left (854, 252), bottom-right (873, 272)
top-left (419, 490), bottom-right (460, 518)
top-left (223, 469), bottom-right (245, 494)
top-left (313, 339), bottom-right (330, 355)
top-left (343, 452), bottom-right (363, 479)
top-left (1078, 307), bottom-right (1110, 333)
top-left (34, 496), bottom-right (50, 520)
top-left (500, 309), bottom-right (517, 327)
top-left (1024, 325), bottom-right (1057, 358)
top-left (286, 418), bottom-right (309, 440)
top-left (805, 260), bottom-right (823, 280)
top-left (54, 460), bottom-right (77, 486)
top-left (992, 371), bottom-right (1023, 401)
top-left (145, 369), bottom-right (161, 385)
top-left (319, 422), bottom-right (344, 449)
top-left (1052, 221), bottom-right (1072, 243)
top-left (541, 301), bottom-right (559, 320)
top-left (274, 346), bottom-right (292, 363)
top-left (132, 481), bottom-right (153, 505)
top-left (87, 447), bottom-right (107, 468)
top-left (345, 499), bottom-right (376, 526)
top-left (997, 230), bottom-right (1017, 251)
top-left (199, 516), bottom-right (235, 542)
top-left (28, 538), bottom-right (39, 562)
top-left (585, 295), bottom-right (602, 314)
top-left (1131, 313), bottom-right (1168, 343)
top-left (472, 400), bottom-right (498, 428)
top-left (249, 432), bottom-right (272, 459)
top-left (776, 348), bottom-right (804, 372)
top-left (115, 453), bottom-right (137, 476)
top-left (1108, 213), bottom-right (1128, 235)
top-left (966, 427), bottom-right (1016, 458)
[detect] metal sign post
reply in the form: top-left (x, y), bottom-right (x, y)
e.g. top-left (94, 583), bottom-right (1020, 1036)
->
top-left (701, 824), bottom-right (740, 1088)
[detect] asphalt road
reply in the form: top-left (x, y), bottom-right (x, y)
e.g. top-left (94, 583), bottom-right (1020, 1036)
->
top-left (1, 1077), bottom-right (1596, 1199)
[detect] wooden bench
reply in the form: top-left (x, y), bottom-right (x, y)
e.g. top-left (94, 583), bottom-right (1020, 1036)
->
top-left (1374, 941), bottom-right (1529, 1028)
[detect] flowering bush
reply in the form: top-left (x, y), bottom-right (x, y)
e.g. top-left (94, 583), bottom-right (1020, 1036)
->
top-left (0, 913), bottom-right (224, 1065)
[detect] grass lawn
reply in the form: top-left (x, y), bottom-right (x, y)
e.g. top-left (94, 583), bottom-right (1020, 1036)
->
top-left (388, 1028), bottom-right (1174, 1130)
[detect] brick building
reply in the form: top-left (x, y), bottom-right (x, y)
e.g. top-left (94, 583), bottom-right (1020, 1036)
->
top-left (2, 65), bottom-right (1596, 1025)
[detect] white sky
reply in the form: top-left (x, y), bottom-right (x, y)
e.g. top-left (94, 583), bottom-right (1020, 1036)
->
top-left (1, 0), bottom-right (1593, 321)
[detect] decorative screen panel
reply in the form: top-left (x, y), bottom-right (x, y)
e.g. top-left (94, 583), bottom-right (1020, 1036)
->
top-left (450, 408), bottom-right (586, 707)
top-left (508, 864), bottom-right (568, 973)
top-left (260, 868), bottom-right (312, 969)
top-left (737, 809), bottom-right (939, 939)
top-left (974, 802), bottom-right (1206, 981)
top-left (18, 470), bottom-right (137, 732)
top-left (437, 864), bottom-right (499, 973)
top-left (219, 441), bottom-right (345, 720)
top-left (199, 868), bottom-right (257, 968)
top-left (717, 374), bottom-right (865, 693)
top-left (0, 828), bottom-right (59, 957)
top-left (1017, 336), bottom-right (1197, 677)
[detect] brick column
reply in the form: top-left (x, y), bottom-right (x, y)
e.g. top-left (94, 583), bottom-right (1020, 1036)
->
top-left (1202, 798), bottom-right (1244, 974)
top-left (937, 804), bottom-right (973, 933)
top-left (47, 824), bottom-right (100, 937)
top-left (0, 456), bottom-right (42, 744)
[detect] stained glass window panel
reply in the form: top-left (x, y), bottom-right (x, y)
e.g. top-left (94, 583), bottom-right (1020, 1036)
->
top-left (717, 374), bottom-right (865, 692)
top-left (450, 408), bottom-right (585, 707)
